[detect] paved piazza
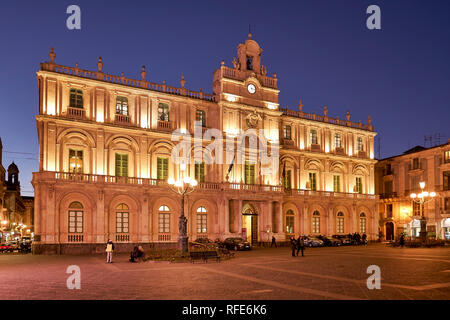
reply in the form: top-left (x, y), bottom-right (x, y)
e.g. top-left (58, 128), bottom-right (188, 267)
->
top-left (0, 244), bottom-right (449, 300)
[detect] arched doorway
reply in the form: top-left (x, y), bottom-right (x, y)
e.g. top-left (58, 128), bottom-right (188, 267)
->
top-left (242, 204), bottom-right (258, 245)
top-left (385, 222), bottom-right (394, 241)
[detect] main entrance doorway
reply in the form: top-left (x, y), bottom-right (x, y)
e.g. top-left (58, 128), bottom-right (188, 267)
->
top-left (242, 204), bottom-right (258, 245)
top-left (385, 222), bottom-right (394, 241)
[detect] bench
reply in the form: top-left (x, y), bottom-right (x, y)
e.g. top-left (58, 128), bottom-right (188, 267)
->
top-left (203, 251), bottom-right (220, 263)
top-left (189, 251), bottom-right (205, 263)
top-left (189, 251), bottom-right (221, 263)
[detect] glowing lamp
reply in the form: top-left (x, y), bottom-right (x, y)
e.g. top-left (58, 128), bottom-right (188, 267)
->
top-left (410, 193), bottom-right (417, 199)
top-left (183, 176), bottom-right (191, 184)
top-left (419, 181), bottom-right (425, 189)
top-left (191, 180), bottom-right (198, 187)
top-left (418, 193), bottom-right (424, 199)
top-left (422, 191), bottom-right (429, 197)
top-left (168, 178), bottom-right (175, 185)
top-left (175, 180), bottom-right (183, 187)
top-left (430, 192), bottom-right (436, 197)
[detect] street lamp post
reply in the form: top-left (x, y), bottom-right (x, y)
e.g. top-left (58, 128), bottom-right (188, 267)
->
top-left (167, 166), bottom-right (198, 254)
top-left (410, 181), bottom-right (436, 243)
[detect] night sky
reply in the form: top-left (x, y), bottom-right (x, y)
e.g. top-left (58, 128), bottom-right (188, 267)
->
top-left (0, 0), bottom-right (449, 196)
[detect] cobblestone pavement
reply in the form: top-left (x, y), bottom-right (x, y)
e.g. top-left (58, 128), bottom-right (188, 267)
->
top-left (0, 244), bottom-right (449, 300)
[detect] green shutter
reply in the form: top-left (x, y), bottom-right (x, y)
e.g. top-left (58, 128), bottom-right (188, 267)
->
top-left (157, 157), bottom-right (169, 180)
top-left (115, 154), bottom-right (128, 177)
top-left (309, 172), bottom-right (316, 191)
top-left (195, 162), bottom-right (205, 183)
top-left (333, 175), bottom-right (340, 192)
top-left (245, 161), bottom-right (255, 185)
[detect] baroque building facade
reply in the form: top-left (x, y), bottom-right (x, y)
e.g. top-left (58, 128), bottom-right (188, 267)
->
top-left (0, 138), bottom-right (34, 242)
top-left (32, 35), bottom-right (378, 254)
top-left (375, 142), bottom-right (450, 241)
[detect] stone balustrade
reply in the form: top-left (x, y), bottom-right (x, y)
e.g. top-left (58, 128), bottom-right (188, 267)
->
top-left (41, 62), bottom-right (216, 102)
top-left (279, 107), bottom-right (374, 132)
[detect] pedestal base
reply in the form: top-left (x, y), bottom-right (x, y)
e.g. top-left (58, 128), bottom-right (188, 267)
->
top-left (178, 235), bottom-right (189, 254)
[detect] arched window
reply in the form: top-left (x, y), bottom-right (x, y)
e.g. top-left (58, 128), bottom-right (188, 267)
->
top-left (337, 212), bottom-right (344, 233)
top-left (312, 211), bottom-right (320, 233)
top-left (196, 206), bottom-right (207, 234)
top-left (68, 202), bottom-right (83, 233)
top-left (158, 205), bottom-right (170, 233)
top-left (310, 129), bottom-right (318, 145)
top-left (285, 210), bottom-right (294, 234)
top-left (116, 96), bottom-right (128, 115)
top-left (116, 203), bottom-right (129, 234)
top-left (360, 212), bottom-right (367, 233)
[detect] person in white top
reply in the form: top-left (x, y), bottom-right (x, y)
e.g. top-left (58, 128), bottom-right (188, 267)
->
top-left (105, 239), bottom-right (115, 263)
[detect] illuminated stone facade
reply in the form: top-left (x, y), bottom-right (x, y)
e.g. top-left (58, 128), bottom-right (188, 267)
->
top-left (376, 142), bottom-right (450, 240)
top-left (32, 35), bottom-right (378, 254)
top-left (0, 138), bottom-right (34, 242)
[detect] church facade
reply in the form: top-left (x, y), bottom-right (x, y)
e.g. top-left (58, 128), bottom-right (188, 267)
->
top-left (32, 35), bottom-right (378, 254)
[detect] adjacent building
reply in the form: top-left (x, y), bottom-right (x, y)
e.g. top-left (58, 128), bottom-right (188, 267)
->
top-left (375, 141), bottom-right (450, 240)
top-left (32, 35), bottom-right (378, 254)
top-left (0, 137), bottom-right (34, 242)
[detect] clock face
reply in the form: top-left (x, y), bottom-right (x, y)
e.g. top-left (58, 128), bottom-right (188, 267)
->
top-left (247, 83), bottom-right (256, 94)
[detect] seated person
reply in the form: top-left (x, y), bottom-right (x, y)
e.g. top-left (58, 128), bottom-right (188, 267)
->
top-left (129, 246), bottom-right (139, 263)
top-left (136, 246), bottom-right (145, 261)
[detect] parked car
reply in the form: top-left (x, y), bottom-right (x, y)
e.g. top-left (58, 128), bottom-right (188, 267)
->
top-left (318, 235), bottom-right (341, 246)
top-left (223, 237), bottom-right (251, 251)
top-left (0, 243), bottom-right (13, 253)
top-left (192, 237), bottom-right (219, 249)
top-left (332, 235), bottom-right (352, 246)
top-left (303, 236), bottom-right (324, 247)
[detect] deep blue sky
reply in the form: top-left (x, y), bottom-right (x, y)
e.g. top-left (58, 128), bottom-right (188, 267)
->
top-left (1, 0), bottom-right (449, 196)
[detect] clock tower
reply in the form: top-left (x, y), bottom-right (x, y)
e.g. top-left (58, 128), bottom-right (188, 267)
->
top-left (212, 33), bottom-right (280, 110)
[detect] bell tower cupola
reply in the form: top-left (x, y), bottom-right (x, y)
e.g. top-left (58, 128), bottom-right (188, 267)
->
top-left (212, 34), bottom-right (279, 109)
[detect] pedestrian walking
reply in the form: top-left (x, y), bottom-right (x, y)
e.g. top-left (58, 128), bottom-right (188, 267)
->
top-left (362, 233), bottom-right (367, 246)
top-left (106, 239), bottom-right (115, 263)
top-left (399, 233), bottom-right (405, 248)
top-left (271, 236), bottom-right (277, 248)
top-left (296, 236), bottom-right (305, 257)
top-left (290, 237), bottom-right (297, 257)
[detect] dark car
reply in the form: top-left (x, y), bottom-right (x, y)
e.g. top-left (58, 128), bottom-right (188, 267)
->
top-left (192, 237), bottom-right (219, 250)
top-left (223, 237), bottom-right (251, 251)
top-left (332, 235), bottom-right (352, 246)
top-left (303, 236), bottom-right (324, 247)
top-left (318, 235), bottom-right (341, 247)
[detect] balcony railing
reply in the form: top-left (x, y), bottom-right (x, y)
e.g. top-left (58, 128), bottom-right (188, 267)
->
top-left (380, 192), bottom-right (397, 199)
top-left (284, 188), bottom-right (378, 200)
top-left (116, 234), bottom-right (130, 242)
top-left (279, 107), bottom-right (374, 132)
top-left (114, 114), bottom-right (131, 125)
top-left (157, 120), bottom-right (172, 131)
top-left (68, 234), bottom-right (83, 242)
top-left (158, 234), bottom-right (171, 242)
top-left (41, 62), bottom-right (216, 102)
top-left (218, 66), bottom-right (278, 89)
top-left (34, 172), bottom-right (284, 194)
top-left (67, 107), bottom-right (85, 119)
